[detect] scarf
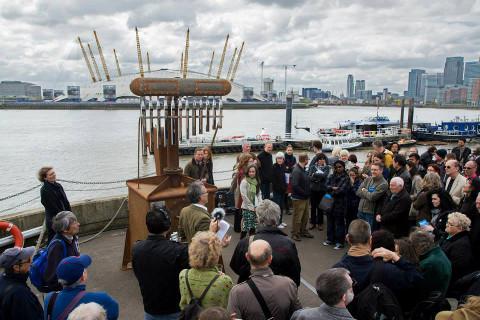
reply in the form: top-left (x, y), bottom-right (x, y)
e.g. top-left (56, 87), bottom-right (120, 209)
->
top-left (348, 245), bottom-right (371, 257)
top-left (245, 177), bottom-right (258, 204)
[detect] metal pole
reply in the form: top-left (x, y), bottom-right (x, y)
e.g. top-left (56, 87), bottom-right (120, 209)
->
top-left (284, 65), bottom-right (287, 102)
top-left (400, 98), bottom-right (405, 129)
top-left (285, 94), bottom-right (293, 137)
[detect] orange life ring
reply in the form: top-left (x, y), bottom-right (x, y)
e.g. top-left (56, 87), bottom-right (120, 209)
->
top-left (0, 221), bottom-right (24, 248)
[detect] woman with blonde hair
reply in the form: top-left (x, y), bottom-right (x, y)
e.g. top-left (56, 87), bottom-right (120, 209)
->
top-left (413, 172), bottom-right (443, 222)
top-left (179, 232), bottom-right (233, 310)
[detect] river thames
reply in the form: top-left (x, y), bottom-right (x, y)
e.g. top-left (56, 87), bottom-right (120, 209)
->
top-left (1, 105), bottom-right (478, 215)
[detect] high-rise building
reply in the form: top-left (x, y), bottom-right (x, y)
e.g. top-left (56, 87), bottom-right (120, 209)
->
top-left (347, 75), bottom-right (354, 98)
top-left (355, 80), bottom-right (365, 99)
top-left (422, 73), bottom-right (443, 104)
top-left (443, 56), bottom-right (464, 85)
top-left (441, 85), bottom-right (467, 104)
top-left (464, 60), bottom-right (480, 82)
top-left (382, 88), bottom-right (388, 101)
top-left (263, 78), bottom-right (274, 93)
top-left (67, 86), bottom-right (80, 101)
top-left (407, 69), bottom-right (425, 100)
top-left (42, 89), bottom-right (54, 100)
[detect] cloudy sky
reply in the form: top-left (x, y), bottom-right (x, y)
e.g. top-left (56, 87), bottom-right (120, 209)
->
top-left (1, 0), bottom-right (480, 95)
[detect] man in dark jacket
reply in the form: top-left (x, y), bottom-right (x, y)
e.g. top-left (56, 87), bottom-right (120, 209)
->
top-left (38, 166), bottom-right (71, 242)
top-left (230, 200), bottom-right (301, 286)
top-left (452, 138), bottom-right (472, 166)
top-left (420, 146), bottom-right (436, 169)
top-left (43, 211), bottom-right (80, 292)
top-left (376, 177), bottom-right (412, 238)
top-left (257, 142), bottom-right (274, 199)
top-left (0, 246), bottom-right (43, 319)
top-left (183, 148), bottom-right (208, 181)
top-left (133, 204), bottom-right (189, 319)
top-left (392, 154), bottom-right (412, 193)
top-left (291, 153), bottom-right (312, 241)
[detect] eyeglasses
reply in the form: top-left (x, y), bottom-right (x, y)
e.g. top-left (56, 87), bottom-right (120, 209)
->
top-left (445, 166), bottom-right (452, 169)
top-left (464, 166), bottom-right (474, 170)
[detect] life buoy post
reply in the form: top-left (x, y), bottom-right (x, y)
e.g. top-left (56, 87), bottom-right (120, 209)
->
top-left (0, 221), bottom-right (24, 248)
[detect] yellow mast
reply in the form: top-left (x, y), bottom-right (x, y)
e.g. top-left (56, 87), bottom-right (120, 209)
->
top-left (77, 37), bottom-right (96, 82)
top-left (135, 27), bottom-right (144, 77)
top-left (180, 51), bottom-right (184, 77)
top-left (230, 41), bottom-right (244, 82)
top-left (87, 43), bottom-right (102, 81)
top-left (147, 51), bottom-right (151, 73)
top-left (226, 47), bottom-right (237, 80)
top-left (93, 30), bottom-right (111, 81)
top-left (113, 49), bottom-right (122, 77)
top-left (183, 28), bottom-right (190, 79)
top-left (207, 50), bottom-right (215, 78)
top-left (216, 34), bottom-right (229, 79)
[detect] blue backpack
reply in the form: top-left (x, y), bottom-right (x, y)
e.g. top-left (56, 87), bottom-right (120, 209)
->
top-left (30, 239), bottom-right (67, 291)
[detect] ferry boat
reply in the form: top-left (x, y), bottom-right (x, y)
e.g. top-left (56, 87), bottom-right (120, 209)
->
top-left (339, 116), bottom-right (400, 132)
top-left (413, 117), bottom-right (480, 142)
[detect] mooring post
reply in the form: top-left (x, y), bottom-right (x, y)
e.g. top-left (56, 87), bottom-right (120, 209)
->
top-left (407, 99), bottom-right (414, 131)
top-left (285, 94), bottom-right (293, 138)
top-left (400, 98), bottom-right (405, 129)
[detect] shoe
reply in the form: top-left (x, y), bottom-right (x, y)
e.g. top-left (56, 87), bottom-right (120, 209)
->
top-left (323, 240), bottom-right (333, 246)
top-left (317, 225), bottom-right (323, 231)
top-left (292, 234), bottom-right (302, 241)
top-left (280, 222), bottom-right (287, 227)
top-left (309, 224), bottom-right (316, 230)
top-left (301, 232), bottom-right (314, 238)
top-left (278, 224), bottom-right (285, 229)
top-left (334, 243), bottom-right (345, 250)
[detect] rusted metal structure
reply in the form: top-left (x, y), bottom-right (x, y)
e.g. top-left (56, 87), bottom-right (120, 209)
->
top-left (122, 77), bottom-right (231, 269)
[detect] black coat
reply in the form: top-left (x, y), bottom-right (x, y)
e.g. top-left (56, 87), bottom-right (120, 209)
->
top-left (379, 189), bottom-right (412, 238)
top-left (229, 226), bottom-right (301, 286)
top-left (272, 163), bottom-right (287, 194)
top-left (440, 231), bottom-right (474, 283)
top-left (257, 151), bottom-right (273, 183)
top-left (452, 146), bottom-right (472, 165)
top-left (43, 234), bottom-right (80, 292)
top-left (326, 172), bottom-right (350, 217)
top-left (393, 166), bottom-right (412, 194)
top-left (0, 272), bottom-right (43, 320)
top-left (40, 181), bottom-right (71, 237)
top-left (308, 164), bottom-right (330, 193)
top-left (284, 154), bottom-right (297, 173)
top-left (132, 234), bottom-right (189, 315)
top-left (291, 164), bottom-right (310, 199)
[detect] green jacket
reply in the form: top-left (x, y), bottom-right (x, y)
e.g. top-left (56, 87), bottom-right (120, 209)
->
top-left (179, 267), bottom-right (233, 310)
top-left (419, 246), bottom-right (452, 297)
top-left (178, 204), bottom-right (211, 243)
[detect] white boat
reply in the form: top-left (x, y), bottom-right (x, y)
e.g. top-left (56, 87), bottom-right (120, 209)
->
top-left (318, 133), bottom-right (363, 152)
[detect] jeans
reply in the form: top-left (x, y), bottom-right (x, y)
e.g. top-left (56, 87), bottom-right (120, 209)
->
top-left (272, 192), bottom-right (284, 224)
top-left (260, 182), bottom-right (271, 200)
top-left (145, 312), bottom-right (180, 320)
top-left (310, 190), bottom-right (325, 225)
top-left (326, 213), bottom-right (345, 245)
top-left (292, 199), bottom-right (309, 236)
top-left (357, 211), bottom-right (375, 230)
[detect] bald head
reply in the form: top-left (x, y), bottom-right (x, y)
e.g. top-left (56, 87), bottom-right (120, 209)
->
top-left (246, 240), bottom-right (273, 269)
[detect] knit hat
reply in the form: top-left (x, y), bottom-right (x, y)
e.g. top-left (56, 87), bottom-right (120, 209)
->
top-left (435, 149), bottom-right (447, 158)
top-left (0, 246), bottom-right (35, 269)
top-left (275, 152), bottom-right (285, 159)
top-left (57, 254), bottom-right (92, 285)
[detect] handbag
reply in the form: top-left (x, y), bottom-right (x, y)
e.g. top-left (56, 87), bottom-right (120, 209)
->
top-left (318, 193), bottom-right (333, 212)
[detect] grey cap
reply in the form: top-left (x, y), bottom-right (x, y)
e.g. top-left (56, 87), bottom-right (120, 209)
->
top-left (0, 246), bottom-right (35, 269)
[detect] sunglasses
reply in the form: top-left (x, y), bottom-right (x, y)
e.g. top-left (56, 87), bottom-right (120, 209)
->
top-left (464, 166), bottom-right (474, 170)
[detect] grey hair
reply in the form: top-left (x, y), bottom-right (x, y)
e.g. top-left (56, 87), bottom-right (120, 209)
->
top-left (67, 302), bottom-right (107, 320)
top-left (256, 200), bottom-right (280, 226)
top-left (59, 277), bottom-right (83, 288)
top-left (52, 211), bottom-right (78, 233)
top-left (448, 212), bottom-right (471, 231)
top-left (409, 230), bottom-right (435, 257)
top-left (315, 268), bottom-right (351, 306)
top-left (390, 177), bottom-right (404, 188)
top-left (186, 181), bottom-right (204, 204)
top-left (247, 240), bottom-right (273, 267)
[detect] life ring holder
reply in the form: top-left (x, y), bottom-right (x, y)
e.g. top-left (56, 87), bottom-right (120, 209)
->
top-left (0, 221), bottom-right (24, 248)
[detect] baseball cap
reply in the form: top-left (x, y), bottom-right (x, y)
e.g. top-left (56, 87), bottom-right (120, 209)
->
top-left (56, 254), bottom-right (92, 285)
top-left (0, 246), bottom-right (35, 269)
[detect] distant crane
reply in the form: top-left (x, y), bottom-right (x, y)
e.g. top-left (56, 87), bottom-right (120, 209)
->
top-left (87, 43), bottom-right (102, 81)
top-left (207, 51), bottom-right (215, 78)
top-left (226, 47), bottom-right (237, 80)
top-left (113, 49), bottom-right (122, 77)
top-left (135, 27), bottom-right (144, 77)
top-left (230, 41), bottom-right (244, 82)
top-left (183, 28), bottom-right (190, 78)
top-left (77, 37), bottom-right (96, 82)
top-left (216, 34), bottom-right (229, 79)
top-left (93, 30), bottom-right (111, 81)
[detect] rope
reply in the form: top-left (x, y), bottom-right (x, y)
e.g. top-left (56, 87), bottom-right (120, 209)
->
top-left (0, 184), bottom-right (42, 202)
top-left (79, 197), bottom-right (128, 244)
top-left (0, 196), bottom-right (41, 214)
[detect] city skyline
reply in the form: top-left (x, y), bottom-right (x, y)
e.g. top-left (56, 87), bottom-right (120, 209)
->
top-left (1, 0), bottom-right (480, 94)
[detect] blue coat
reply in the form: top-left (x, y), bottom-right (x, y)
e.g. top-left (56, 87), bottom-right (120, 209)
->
top-left (44, 284), bottom-right (119, 320)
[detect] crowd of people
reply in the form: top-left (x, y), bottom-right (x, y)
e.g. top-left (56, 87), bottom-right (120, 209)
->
top-left (1, 139), bottom-right (480, 319)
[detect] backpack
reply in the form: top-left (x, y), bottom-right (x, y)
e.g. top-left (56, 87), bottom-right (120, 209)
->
top-left (356, 283), bottom-right (404, 320)
top-left (29, 239), bottom-right (67, 291)
top-left (178, 270), bottom-right (220, 320)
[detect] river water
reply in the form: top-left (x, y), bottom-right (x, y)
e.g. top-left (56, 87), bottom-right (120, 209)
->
top-left (1, 106), bottom-right (478, 215)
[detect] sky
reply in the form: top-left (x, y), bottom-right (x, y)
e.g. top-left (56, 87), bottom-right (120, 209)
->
top-left (1, 0), bottom-right (480, 95)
